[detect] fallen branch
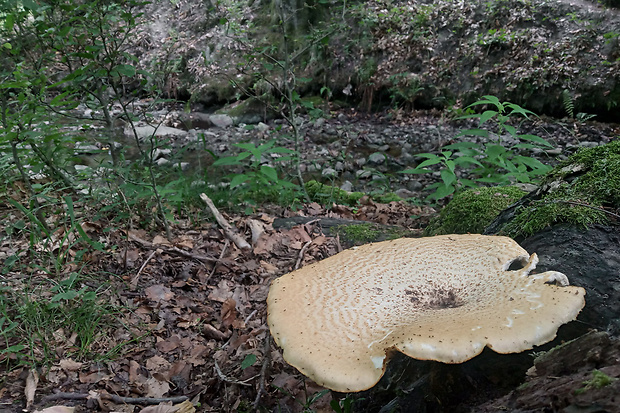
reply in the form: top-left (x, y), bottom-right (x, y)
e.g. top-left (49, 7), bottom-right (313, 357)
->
top-left (294, 241), bottom-right (313, 270)
top-left (208, 239), bottom-right (230, 281)
top-left (200, 193), bottom-right (251, 252)
top-left (41, 391), bottom-right (188, 405)
top-left (128, 232), bottom-right (219, 263)
top-left (213, 359), bottom-right (254, 387)
top-left (253, 332), bottom-right (271, 411)
top-left (132, 249), bottom-right (158, 290)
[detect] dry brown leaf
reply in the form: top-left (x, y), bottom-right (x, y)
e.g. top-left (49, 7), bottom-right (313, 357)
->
top-left (59, 358), bottom-right (83, 371)
top-left (79, 370), bottom-right (112, 384)
top-left (208, 279), bottom-right (233, 302)
top-left (144, 377), bottom-right (170, 398)
top-left (145, 355), bottom-right (171, 375)
top-left (220, 298), bottom-right (237, 328)
top-left (25, 368), bottom-right (39, 409)
top-left (156, 334), bottom-right (181, 353)
top-left (145, 284), bottom-right (174, 302)
top-left (152, 235), bottom-right (171, 245)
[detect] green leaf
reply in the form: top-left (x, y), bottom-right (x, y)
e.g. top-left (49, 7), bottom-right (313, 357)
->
top-left (260, 165), bottom-right (278, 182)
top-left (504, 124), bottom-right (517, 137)
top-left (112, 64), bottom-right (136, 77)
top-left (432, 183), bottom-right (455, 199)
top-left (241, 354), bottom-right (256, 369)
top-left (485, 144), bottom-right (507, 158)
top-left (455, 129), bottom-right (490, 138)
top-left (230, 174), bottom-right (248, 188)
top-left (416, 158), bottom-right (442, 169)
top-left (440, 169), bottom-right (456, 187)
top-left (453, 156), bottom-right (483, 167)
top-left (402, 168), bottom-right (431, 174)
top-left (518, 134), bottom-right (553, 148)
top-left (479, 110), bottom-right (498, 125)
top-left (213, 156), bottom-right (241, 166)
top-left (4, 14), bottom-right (14, 31)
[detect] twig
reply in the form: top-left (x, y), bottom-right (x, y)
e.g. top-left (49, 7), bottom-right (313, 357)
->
top-left (41, 391), bottom-right (188, 404)
top-left (213, 359), bottom-right (252, 387)
top-left (253, 332), bottom-right (272, 411)
top-left (131, 249), bottom-right (157, 290)
top-left (200, 193), bottom-right (252, 252)
top-left (209, 239), bottom-right (230, 281)
top-left (295, 241), bottom-right (313, 270)
top-left (244, 309), bottom-right (258, 325)
top-left (128, 232), bottom-right (219, 263)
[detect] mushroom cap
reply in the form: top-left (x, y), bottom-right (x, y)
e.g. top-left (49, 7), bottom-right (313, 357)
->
top-left (267, 234), bottom-right (586, 392)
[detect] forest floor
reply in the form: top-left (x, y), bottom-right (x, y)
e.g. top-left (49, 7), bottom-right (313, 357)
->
top-left (0, 109), bottom-right (619, 413)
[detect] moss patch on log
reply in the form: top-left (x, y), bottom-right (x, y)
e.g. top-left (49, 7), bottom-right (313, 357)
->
top-left (499, 140), bottom-right (620, 238)
top-left (425, 186), bottom-right (527, 236)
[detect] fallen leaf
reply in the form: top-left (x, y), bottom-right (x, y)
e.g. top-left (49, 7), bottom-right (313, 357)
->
top-left (59, 358), bottom-right (83, 371)
top-left (145, 284), bottom-right (174, 302)
top-left (25, 368), bottom-right (39, 409)
top-left (144, 377), bottom-right (170, 398)
top-left (220, 298), bottom-right (237, 328)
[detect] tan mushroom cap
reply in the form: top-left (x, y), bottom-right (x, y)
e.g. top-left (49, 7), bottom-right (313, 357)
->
top-left (267, 234), bottom-right (586, 392)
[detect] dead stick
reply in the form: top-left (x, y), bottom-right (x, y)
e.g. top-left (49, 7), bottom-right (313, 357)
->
top-left (294, 241), bottom-right (313, 270)
top-left (214, 359), bottom-right (253, 386)
top-left (200, 193), bottom-right (251, 252)
top-left (209, 239), bottom-right (230, 281)
top-left (131, 249), bottom-right (157, 289)
top-left (41, 392), bottom-right (188, 404)
top-left (253, 332), bottom-right (271, 411)
top-left (128, 232), bottom-right (219, 263)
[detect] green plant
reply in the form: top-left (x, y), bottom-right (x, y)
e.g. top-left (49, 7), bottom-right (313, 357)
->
top-left (330, 396), bottom-right (354, 413)
top-left (213, 140), bottom-right (302, 212)
top-left (404, 96), bottom-right (554, 200)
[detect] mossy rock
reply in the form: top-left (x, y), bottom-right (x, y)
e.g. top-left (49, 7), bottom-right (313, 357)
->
top-left (488, 140), bottom-right (620, 239)
top-left (425, 186), bottom-right (527, 236)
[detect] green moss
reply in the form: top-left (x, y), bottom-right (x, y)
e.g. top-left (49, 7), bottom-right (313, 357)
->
top-left (575, 370), bottom-right (618, 394)
top-left (425, 186), bottom-right (527, 236)
top-left (501, 141), bottom-right (620, 238)
top-left (305, 180), bottom-right (365, 206)
top-left (334, 223), bottom-right (411, 246)
top-left (335, 223), bottom-right (381, 244)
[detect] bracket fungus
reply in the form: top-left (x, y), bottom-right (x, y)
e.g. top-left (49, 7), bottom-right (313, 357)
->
top-left (267, 234), bottom-right (586, 392)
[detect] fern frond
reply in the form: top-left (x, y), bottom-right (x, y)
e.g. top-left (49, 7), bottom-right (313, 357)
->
top-left (562, 89), bottom-right (574, 119)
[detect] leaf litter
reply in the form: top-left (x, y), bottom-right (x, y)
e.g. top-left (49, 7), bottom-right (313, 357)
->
top-left (0, 198), bottom-right (433, 412)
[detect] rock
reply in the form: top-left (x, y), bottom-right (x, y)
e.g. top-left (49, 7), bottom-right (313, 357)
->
top-left (334, 161), bottom-right (345, 172)
top-left (209, 114), bottom-right (234, 128)
top-left (128, 125), bottom-right (188, 141)
top-left (395, 188), bottom-right (415, 199)
top-left (255, 122), bottom-right (269, 132)
top-left (321, 167), bottom-right (337, 178)
top-left (340, 180), bottom-right (353, 192)
top-left (368, 152), bottom-right (386, 164)
top-left (152, 148), bottom-right (171, 160)
top-left (356, 169), bottom-right (372, 179)
top-left (314, 118), bottom-right (326, 128)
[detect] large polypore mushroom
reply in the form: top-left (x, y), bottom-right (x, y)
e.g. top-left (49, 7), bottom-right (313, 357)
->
top-left (267, 234), bottom-right (585, 392)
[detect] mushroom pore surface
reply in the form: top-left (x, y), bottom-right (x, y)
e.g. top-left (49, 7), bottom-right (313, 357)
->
top-left (267, 234), bottom-right (586, 392)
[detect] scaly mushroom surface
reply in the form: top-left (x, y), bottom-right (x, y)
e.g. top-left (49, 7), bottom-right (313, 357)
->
top-left (267, 234), bottom-right (586, 392)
